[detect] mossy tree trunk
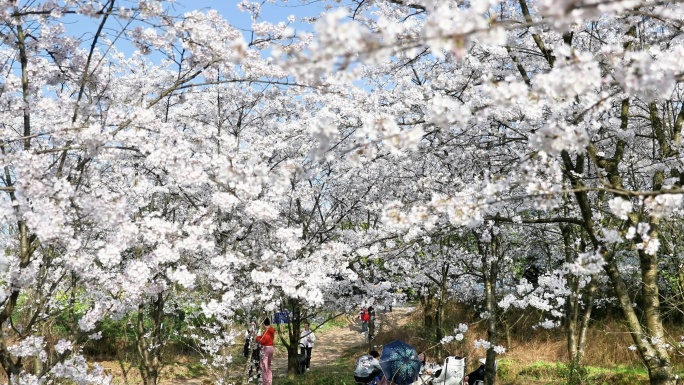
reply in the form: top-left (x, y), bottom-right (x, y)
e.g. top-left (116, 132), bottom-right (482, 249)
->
top-left (479, 229), bottom-right (500, 385)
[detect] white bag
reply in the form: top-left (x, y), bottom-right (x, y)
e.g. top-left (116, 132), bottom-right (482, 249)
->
top-left (432, 356), bottom-right (466, 385)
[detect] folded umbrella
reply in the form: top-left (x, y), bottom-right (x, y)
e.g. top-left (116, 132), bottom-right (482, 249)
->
top-left (379, 340), bottom-right (422, 385)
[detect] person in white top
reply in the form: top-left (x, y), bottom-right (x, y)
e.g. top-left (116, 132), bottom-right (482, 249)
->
top-left (299, 322), bottom-right (316, 371)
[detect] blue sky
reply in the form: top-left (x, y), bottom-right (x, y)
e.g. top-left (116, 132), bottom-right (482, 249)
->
top-left (176, 1), bottom-right (322, 31)
top-left (58, 1), bottom-right (315, 30)
top-left (53, 1), bottom-right (325, 62)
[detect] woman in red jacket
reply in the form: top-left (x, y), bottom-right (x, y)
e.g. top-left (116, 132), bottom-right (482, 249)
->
top-left (256, 317), bottom-right (275, 385)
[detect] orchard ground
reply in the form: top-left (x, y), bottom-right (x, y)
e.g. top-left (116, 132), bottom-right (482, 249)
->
top-left (99, 306), bottom-right (655, 385)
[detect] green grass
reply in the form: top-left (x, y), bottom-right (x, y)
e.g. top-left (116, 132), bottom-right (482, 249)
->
top-left (501, 358), bottom-right (649, 385)
top-left (185, 361), bottom-right (207, 378)
top-left (279, 363), bottom-right (356, 385)
top-left (514, 360), bottom-right (559, 380)
top-left (314, 315), bottom-right (350, 333)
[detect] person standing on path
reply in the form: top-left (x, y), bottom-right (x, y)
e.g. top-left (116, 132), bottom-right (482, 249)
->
top-left (256, 317), bottom-right (275, 385)
top-left (299, 322), bottom-right (316, 371)
top-left (367, 306), bottom-right (376, 339)
top-left (360, 308), bottom-right (370, 333)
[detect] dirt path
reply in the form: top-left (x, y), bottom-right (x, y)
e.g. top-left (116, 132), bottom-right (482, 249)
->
top-left (272, 306), bottom-right (415, 379)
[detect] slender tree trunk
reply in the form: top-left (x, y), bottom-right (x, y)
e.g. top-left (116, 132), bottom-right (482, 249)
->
top-left (434, 264), bottom-right (449, 359)
top-left (561, 225), bottom-right (595, 368)
top-left (282, 298), bottom-right (302, 377)
top-left (367, 314), bottom-right (376, 353)
top-left (419, 294), bottom-right (435, 330)
top-left (0, 18), bottom-right (34, 382)
top-left (483, 231), bottom-right (500, 385)
top-left (576, 280), bottom-right (595, 362)
top-left (500, 316), bottom-right (512, 351)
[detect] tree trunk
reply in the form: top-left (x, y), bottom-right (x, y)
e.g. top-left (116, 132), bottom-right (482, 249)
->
top-left (0, 21), bottom-right (34, 381)
top-left (483, 232), bottom-right (499, 385)
top-left (136, 293), bottom-right (164, 385)
top-left (367, 315), bottom-right (376, 353)
top-left (281, 298), bottom-right (302, 377)
top-left (286, 342), bottom-right (300, 378)
top-left (477, 229), bottom-right (501, 385)
top-left (434, 264), bottom-right (448, 359)
top-left (561, 225), bottom-right (595, 370)
top-left (561, 151), bottom-right (677, 385)
top-left (419, 294), bottom-right (435, 330)
top-left (500, 316), bottom-right (512, 351)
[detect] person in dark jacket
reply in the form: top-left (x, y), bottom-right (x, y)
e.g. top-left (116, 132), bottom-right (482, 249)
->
top-left (465, 358), bottom-right (485, 385)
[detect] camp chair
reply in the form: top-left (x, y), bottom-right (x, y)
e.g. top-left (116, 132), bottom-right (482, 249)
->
top-left (432, 356), bottom-right (466, 385)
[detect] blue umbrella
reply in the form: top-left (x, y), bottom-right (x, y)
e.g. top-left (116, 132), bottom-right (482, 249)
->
top-left (379, 340), bottom-right (422, 385)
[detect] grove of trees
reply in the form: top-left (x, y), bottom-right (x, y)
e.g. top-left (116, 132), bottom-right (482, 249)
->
top-left (1, 0), bottom-right (684, 384)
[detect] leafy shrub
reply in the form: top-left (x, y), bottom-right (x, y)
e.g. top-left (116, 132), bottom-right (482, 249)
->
top-left (557, 356), bottom-right (589, 385)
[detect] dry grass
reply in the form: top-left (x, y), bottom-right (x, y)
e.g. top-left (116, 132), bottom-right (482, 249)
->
top-left (97, 354), bottom-right (213, 385)
top-left (370, 303), bottom-right (683, 384)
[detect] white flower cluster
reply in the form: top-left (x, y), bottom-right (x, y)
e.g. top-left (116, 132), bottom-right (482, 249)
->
top-left (440, 335), bottom-right (459, 344)
top-left (275, 227), bottom-right (303, 252)
top-left (166, 265), bottom-right (196, 289)
top-left (50, 355), bottom-right (112, 385)
top-left (54, 340), bottom-right (73, 355)
top-left (427, 94), bottom-right (472, 129)
top-left (473, 339), bottom-right (489, 350)
top-left (245, 200), bottom-right (280, 221)
top-left (381, 201), bottom-right (410, 230)
top-left (357, 114), bottom-right (425, 156)
top-left (8, 336), bottom-right (45, 358)
top-left (430, 193), bottom-right (484, 228)
top-left (600, 229), bottom-right (623, 244)
top-left (78, 304), bottom-right (106, 332)
top-left (524, 179), bottom-right (563, 210)
top-left (440, 323), bottom-right (470, 345)
top-left (615, 48), bottom-right (679, 102)
top-left (456, 323), bottom-right (469, 333)
top-left (633, 336), bottom-right (675, 352)
top-left (626, 223), bottom-right (661, 256)
top-left (533, 47), bottom-right (602, 101)
top-left (472, 339), bottom-right (506, 355)
top-left (645, 194), bottom-right (682, 219)
top-left (534, 319), bottom-right (561, 330)
top-left (568, 250), bottom-right (605, 276)
top-left (530, 121), bottom-right (590, 156)
top-left (608, 197), bottom-right (632, 220)
top-left (424, 0), bottom-right (506, 59)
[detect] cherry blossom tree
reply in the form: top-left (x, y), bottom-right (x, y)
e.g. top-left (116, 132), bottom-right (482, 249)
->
top-left (284, 1), bottom-right (684, 384)
top-left (4, 1), bottom-right (684, 385)
top-left (0, 1), bottom-right (263, 383)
